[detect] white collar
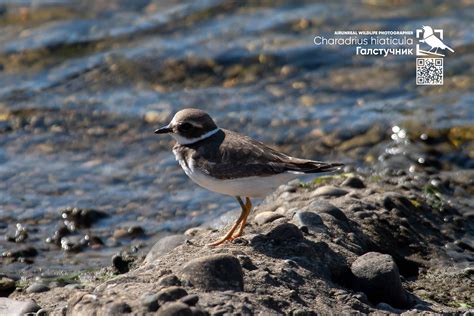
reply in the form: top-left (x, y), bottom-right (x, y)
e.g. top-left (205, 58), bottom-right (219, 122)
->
top-left (171, 128), bottom-right (220, 145)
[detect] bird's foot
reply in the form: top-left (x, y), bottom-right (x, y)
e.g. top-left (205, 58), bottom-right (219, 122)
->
top-left (207, 235), bottom-right (236, 247)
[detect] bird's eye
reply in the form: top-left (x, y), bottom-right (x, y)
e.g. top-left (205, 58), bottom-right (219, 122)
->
top-left (179, 122), bottom-right (193, 132)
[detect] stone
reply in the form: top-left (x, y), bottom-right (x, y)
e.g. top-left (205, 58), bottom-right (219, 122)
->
top-left (141, 294), bottom-right (160, 312)
top-left (351, 252), bottom-right (409, 308)
top-left (0, 298), bottom-right (40, 315)
top-left (179, 254), bottom-right (243, 291)
top-left (0, 277), bottom-right (16, 297)
top-left (145, 235), bottom-right (188, 264)
top-left (254, 212), bottom-right (284, 225)
top-left (342, 177), bottom-right (366, 188)
top-left (107, 302), bottom-right (132, 314)
top-left (179, 294), bottom-right (199, 306)
top-left (156, 286), bottom-right (188, 303)
top-left (266, 223), bottom-right (304, 242)
top-left (293, 211), bottom-right (325, 233)
top-left (157, 302), bottom-right (192, 316)
top-left (311, 186), bottom-right (348, 197)
top-left (310, 201), bottom-right (348, 222)
top-left (26, 283), bottom-right (49, 294)
top-left (157, 274), bottom-right (182, 287)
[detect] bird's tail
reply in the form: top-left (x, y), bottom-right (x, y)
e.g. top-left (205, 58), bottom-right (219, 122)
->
top-left (445, 45), bottom-right (454, 53)
top-left (284, 159), bottom-right (344, 174)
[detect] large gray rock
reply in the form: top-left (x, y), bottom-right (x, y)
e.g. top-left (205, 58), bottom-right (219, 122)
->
top-left (311, 186), bottom-right (348, 197)
top-left (0, 298), bottom-right (40, 315)
top-left (145, 235), bottom-right (188, 264)
top-left (351, 252), bottom-right (410, 308)
top-left (179, 254), bottom-right (243, 291)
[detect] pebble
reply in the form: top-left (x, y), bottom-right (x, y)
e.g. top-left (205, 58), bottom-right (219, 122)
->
top-left (0, 277), bottom-right (16, 296)
top-left (254, 212), bottom-right (284, 225)
top-left (2, 246), bottom-right (38, 258)
top-left (342, 177), bottom-right (366, 189)
top-left (108, 301), bottom-right (132, 314)
top-left (310, 201), bottom-right (348, 222)
top-left (311, 185), bottom-right (348, 197)
top-left (26, 283), bottom-right (50, 294)
top-left (141, 293), bottom-right (160, 312)
top-left (157, 302), bottom-right (192, 316)
top-left (113, 226), bottom-right (146, 239)
top-left (179, 254), bottom-right (243, 291)
top-left (158, 274), bottom-right (182, 287)
top-left (60, 207), bottom-right (108, 231)
top-left (266, 223), bottom-right (304, 242)
top-left (351, 252), bottom-right (409, 308)
top-left (112, 255), bottom-right (131, 274)
top-left (293, 211), bottom-right (325, 233)
top-left (179, 294), bottom-right (199, 306)
top-left (156, 286), bottom-right (188, 303)
top-left (0, 298), bottom-right (40, 315)
top-left (145, 235), bottom-right (188, 264)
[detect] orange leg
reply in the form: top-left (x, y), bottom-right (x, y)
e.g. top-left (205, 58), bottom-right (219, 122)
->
top-left (208, 196), bottom-right (247, 246)
top-left (233, 197), bottom-right (252, 238)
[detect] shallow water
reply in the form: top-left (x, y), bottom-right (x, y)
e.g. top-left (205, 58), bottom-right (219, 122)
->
top-left (0, 1), bottom-right (473, 275)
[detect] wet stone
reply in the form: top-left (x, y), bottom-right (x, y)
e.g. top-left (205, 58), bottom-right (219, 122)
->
top-left (3, 246), bottom-right (38, 258)
top-left (351, 252), bottom-right (409, 308)
top-left (60, 207), bottom-right (108, 231)
top-left (254, 212), bottom-right (284, 225)
top-left (156, 286), bottom-right (188, 303)
top-left (26, 283), bottom-right (50, 294)
top-left (0, 277), bottom-right (16, 297)
top-left (342, 177), bottom-right (366, 189)
top-left (157, 302), bottom-right (192, 316)
top-left (5, 223), bottom-right (28, 243)
top-left (266, 223), bottom-right (304, 242)
top-left (113, 226), bottom-right (146, 239)
top-left (179, 254), bottom-right (244, 291)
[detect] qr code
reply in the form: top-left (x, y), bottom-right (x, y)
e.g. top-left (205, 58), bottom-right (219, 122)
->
top-left (416, 58), bottom-right (443, 85)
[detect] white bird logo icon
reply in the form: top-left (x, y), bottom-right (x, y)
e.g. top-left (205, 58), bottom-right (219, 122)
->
top-left (420, 26), bottom-right (454, 54)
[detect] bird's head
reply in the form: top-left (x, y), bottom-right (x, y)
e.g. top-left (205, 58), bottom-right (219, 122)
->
top-left (154, 108), bottom-right (219, 144)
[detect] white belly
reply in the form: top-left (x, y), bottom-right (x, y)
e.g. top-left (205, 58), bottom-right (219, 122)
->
top-left (176, 158), bottom-right (299, 198)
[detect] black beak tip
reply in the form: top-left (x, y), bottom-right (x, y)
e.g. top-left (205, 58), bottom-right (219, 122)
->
top-left (154, 127), bottom-right (171, 134)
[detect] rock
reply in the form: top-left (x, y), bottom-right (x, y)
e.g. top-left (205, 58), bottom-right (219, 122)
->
top-left (254, 212), bottom-right (284, 225)
top-left (112, 255), bottom-right (131, 274)
top-left (179, 294), bottom-right (199, 306)
top-left (0, 277), bottom-right (16, 297)
top-left (351, 252), bottom-right (409, 308)
top-left (293, 211), bottom-right (325, 233)
top-left (292, 309), bottom-right (317, 316)
top-left (266, 223), bottom-right (304, 242)
top-left (342, 177), bottom-right (366, 188)
top-left (157, 302), bottom-right (192, 316)
top-left (158, 274), bottom-right (182, 287)
top-left (310, 201), bottom-right (348, 222)
top-left (60, 207), bottom-right (108, 231)
top-left (0, 298), bottom-right (40, 315)
top-left (311, 186), bottom-right (348, 197)
top-left (108, 302), bottom-right (132, 314)
top-left (190, 306), bottom-right (208, 316)
top-left (179, 254), bottom-right (243, 291)
top-left (2, 246), bottom-right (38, 258)
top-left (156, 286), bottom-right (188, 303)
top-left (145, 235), bottom-right (188, 264)
top-left (26, 283), bottom-right (49, 294)
top-left (113, 226), bottom-right (146, 239)
top-left (141, 294), bottom-right (160, 312)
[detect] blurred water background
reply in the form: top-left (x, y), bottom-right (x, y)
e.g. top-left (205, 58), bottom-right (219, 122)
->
top-left (0, 0), bottom-right (472, 275)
